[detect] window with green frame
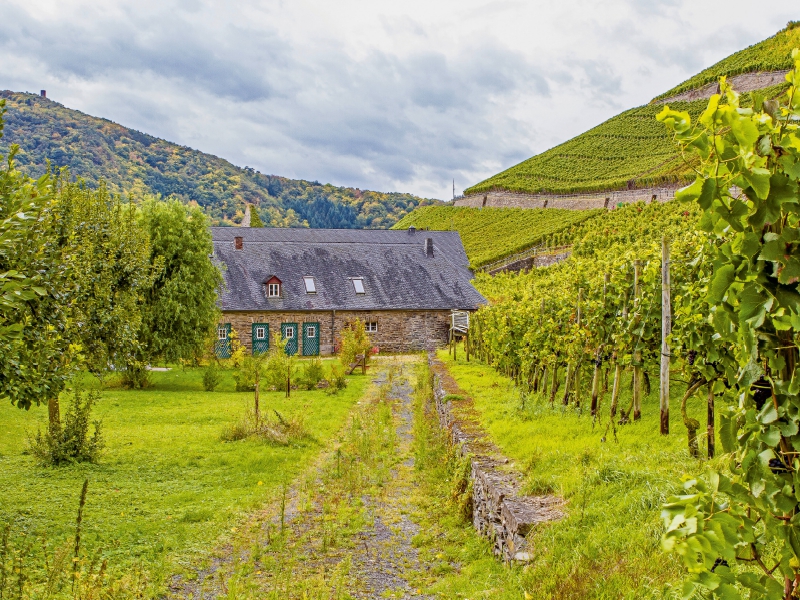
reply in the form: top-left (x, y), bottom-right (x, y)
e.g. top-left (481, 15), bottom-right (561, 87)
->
top-left (252, 322), bottom-right (269, 355)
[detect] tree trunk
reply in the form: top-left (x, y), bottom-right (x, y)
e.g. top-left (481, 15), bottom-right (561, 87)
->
top-left (681, 379), bottom-right (705, 459)
top-left (707, 383), bottom-right (715, 459)
top-left (48, 396), bottom-right (61, 437)
top-left (254, 369), bottom-right (261, 427)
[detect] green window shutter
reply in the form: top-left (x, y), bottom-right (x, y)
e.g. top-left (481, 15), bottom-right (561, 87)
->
top-left (215, 323), bottom-right (232, 358)
top-left (302, 322), bottom-right (320, 356)
top-left (252, 323), bottom-right (270, 355)
top-left (281, 323), bottom-right (298, 356)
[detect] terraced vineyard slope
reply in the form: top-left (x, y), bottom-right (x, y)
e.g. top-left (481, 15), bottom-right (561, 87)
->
top-left (392, 205), bottom-right (601, 267)
top-left (0, 91), bottom-right (436, 227)
top-left (465, 25), bottom-right (800, 197)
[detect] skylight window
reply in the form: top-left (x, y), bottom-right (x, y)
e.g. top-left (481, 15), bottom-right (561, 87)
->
top-left (303, 276), bottom-right (316, 294)
top-left (352, 278), bottom-right (365, 294)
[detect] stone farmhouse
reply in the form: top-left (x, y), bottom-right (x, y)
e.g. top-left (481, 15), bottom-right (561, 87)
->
top-left (211, 227), bottom-right (485, 357)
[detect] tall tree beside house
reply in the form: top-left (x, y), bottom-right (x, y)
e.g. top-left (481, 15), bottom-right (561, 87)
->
top-left (54, 182), bottom-right (155, 377)
top-left (123, 198), bottom-right (222, 386)
top-left (0, 100), bottom-right (74, 428)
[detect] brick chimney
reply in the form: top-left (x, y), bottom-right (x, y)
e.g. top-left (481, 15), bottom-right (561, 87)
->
top-left (40, 90), bottom-right (46, 98)
top-left (234, 236), bottom-right (243, 250)
top-left (425, 237), bottom-right (434, 258)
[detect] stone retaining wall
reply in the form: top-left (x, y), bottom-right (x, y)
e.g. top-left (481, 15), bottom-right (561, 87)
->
top-left (455, 184), bottom-right (681, 211)
top-left (430, 358), bottom-right (563, 561)
top-left (486, 250), bottom-right (571, 275)
top-left (657, 70), bottom-right (790, 104)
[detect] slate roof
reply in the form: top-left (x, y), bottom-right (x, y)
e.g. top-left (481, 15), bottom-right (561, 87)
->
top-left (211, 227), bottom-right (486, 312)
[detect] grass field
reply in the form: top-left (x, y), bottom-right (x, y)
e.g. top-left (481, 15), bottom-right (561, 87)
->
top-left (434, 348), bottom-right (719, 599)
top-left (0, 361), bottom-right (368, 596)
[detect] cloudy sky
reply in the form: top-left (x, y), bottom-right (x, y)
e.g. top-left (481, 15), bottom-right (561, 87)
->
top-left (1, 1), bottom-right (796, 199)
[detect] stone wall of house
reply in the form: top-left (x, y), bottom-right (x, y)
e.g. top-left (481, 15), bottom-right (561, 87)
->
top-left (454, 184), bottom-right (681, 211)
top-left (221, 309), bottom-right (453, 355)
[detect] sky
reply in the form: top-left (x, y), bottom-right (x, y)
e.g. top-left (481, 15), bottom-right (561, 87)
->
top-left (1, 1), bottom-right (797, 200)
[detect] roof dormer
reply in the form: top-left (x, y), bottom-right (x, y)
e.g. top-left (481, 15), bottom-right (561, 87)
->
top-left (264, 275), bottom-right (282, 298)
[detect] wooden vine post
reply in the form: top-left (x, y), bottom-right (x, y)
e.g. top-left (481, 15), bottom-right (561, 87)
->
top-left (707, 383), bottom-right (715, 459)
top-left (632, 259), bottom-right (643, 421)
top-left (610, 292), bottom-right (628, 419)
top-left (591, 274), bottom-right (610, 417)
top-left (660, 237), bottom-right (671, 435)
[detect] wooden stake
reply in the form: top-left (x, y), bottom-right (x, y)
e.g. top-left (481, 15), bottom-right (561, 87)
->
top-left (660, 237), bottom-right (671, 435)
top-left (633, 260), bottom-right (643, 422)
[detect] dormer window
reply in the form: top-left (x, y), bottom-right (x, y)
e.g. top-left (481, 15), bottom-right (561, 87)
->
top-left (303, 276), bottom-right (316, 294)
top-left (265, 275), bottom-right (282, 298)
top-left (352, 278), bottom-right (365, 295)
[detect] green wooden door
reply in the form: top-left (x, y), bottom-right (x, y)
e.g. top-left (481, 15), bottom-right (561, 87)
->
top-left (302, 322), bottom-right (320, 356)
top-left (215, 323), bottom-right (232, 358)
top-left (281, 323), bottom-right (298, 355)
top-left (252, 323), bottom-right (270, 355)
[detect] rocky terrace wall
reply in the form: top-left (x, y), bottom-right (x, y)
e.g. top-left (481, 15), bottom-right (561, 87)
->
top-left (455, 184), bottom-right (682, 210)
top-left (429, 357), bottom-right (563, 562)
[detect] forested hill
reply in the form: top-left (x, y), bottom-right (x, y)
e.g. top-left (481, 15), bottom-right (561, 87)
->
top-left (0, 91), bottom-right (437, 228)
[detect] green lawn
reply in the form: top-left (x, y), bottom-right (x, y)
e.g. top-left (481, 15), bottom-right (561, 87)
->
top-left (0, 362), bottom-right (368, 597)
top-left (436, 349), bottom-right (719, 599)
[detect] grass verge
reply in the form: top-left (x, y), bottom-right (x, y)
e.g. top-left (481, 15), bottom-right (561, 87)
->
top-left (433, 349), bottom-right (722, 599)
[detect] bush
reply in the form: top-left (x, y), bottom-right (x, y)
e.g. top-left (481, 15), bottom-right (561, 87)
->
top-left (203, 361), bottom-right (222, 391)
top-left (120, 364), bottom-right (151, 389)
top-left (298, 357), bottom-right (325, 390)
top-left (339, 319), bottom-right (372, 371)
top-left (30, 389), bottom-right (104, 465)
top-left (326, 363), bottom-right (348, 395)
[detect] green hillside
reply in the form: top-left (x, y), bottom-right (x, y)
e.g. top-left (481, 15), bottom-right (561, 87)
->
top-left (465, 25), bottom-right (799, 197)
top-left (0, 91), bottom-right (436, 228)
top-left (391, 205), bottom-right (601, 267)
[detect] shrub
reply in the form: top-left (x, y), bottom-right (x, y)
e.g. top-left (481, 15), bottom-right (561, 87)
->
top-left (203, 361), bottom-right (222, 391)
top-left (120, 364), bottom-right (151, 389)
top-left (30, 389), bottom-right (104, 465)
top-left (326, 363), bottom-right (348, 395)
top-left (338, 319), bottom-right (372, 371)
top-left (298, 357), bottom-right (325, 390)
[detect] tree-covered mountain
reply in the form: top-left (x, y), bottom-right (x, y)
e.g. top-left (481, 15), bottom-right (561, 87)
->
top-left (0, 91), bottom-right (438, 228)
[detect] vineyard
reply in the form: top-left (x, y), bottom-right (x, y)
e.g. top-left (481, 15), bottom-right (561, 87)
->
top-left (465, 61), bottom-right (800, 598)
top-left (391, 205), bottom-right (601, 267)
top-left (654, 23), bottom-right (800, 101)
top-left (465, 24), bottom-right (798, 198)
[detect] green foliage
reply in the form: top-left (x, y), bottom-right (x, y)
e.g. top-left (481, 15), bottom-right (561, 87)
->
top-left (29, 389), bottom-right (104, 465)
top-left (248, 204), bottom-right (264, 227)
top-left (54, 182), bottom-right (155, 376)
top-left (392, 205), bottom-right (601, 267)
top-left (655, 52), bottom-right (800, 598)
top-left (0, 91), bottom-right (438, 229)
top-left (654, 26), bottom-right (800, 102)
top-left (326, 363), bottom-right (348, 394)
top-left (338, 319), bottom-right (372, 370)
top-left (298, 357), bottom-right (325, 390)
top-left (202, 361), bottom-right (221, 391)
top-left (125, 198), bottom-right (222, 384)
top-left (0, 100), bottom-right (74, 411)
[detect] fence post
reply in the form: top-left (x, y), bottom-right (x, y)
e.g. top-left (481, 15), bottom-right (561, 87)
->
top-left (660, 237), bottom-right (671, 435)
